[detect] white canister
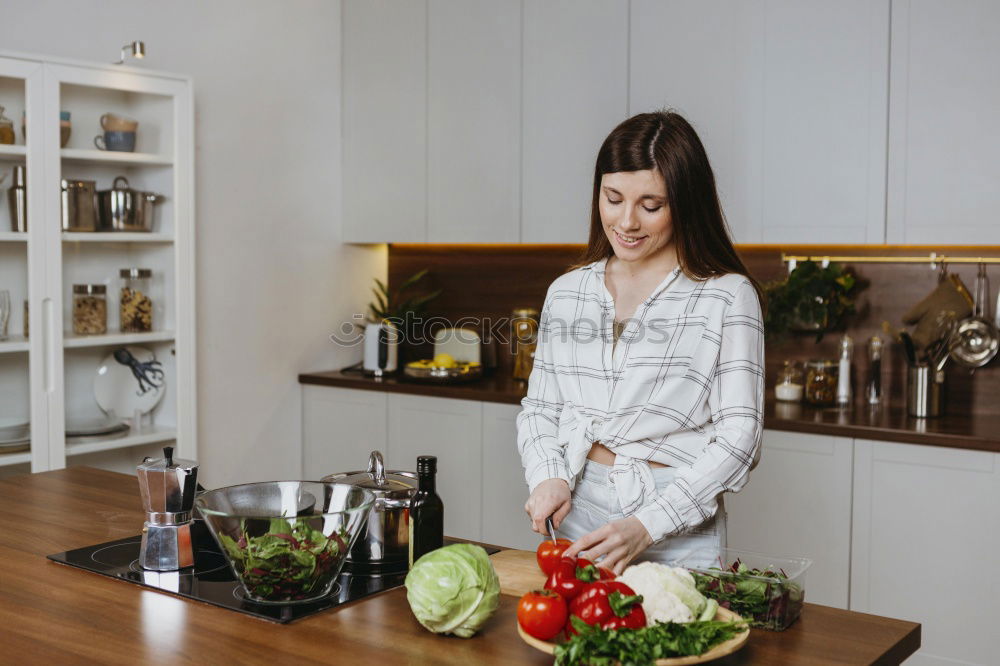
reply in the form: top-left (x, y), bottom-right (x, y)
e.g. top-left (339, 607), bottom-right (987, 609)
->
top-left (363, 321), bottom-right (400, 375)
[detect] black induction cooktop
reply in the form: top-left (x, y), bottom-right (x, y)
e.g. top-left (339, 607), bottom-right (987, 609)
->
top-left (48, 527), bottom-right (495, 624)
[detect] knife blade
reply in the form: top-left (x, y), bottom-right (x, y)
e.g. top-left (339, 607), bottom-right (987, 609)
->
top-left (545, 517), bottom-right (557, 545)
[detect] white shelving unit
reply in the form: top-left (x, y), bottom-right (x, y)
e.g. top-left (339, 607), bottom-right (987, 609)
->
top-left (0, 51), bottom-right (195, 474)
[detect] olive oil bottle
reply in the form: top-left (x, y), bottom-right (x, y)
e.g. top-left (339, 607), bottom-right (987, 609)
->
top-left (408, 455), bottom-right (444, 567)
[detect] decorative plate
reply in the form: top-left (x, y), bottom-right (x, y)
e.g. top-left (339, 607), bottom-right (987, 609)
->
top-left (94, 346), bottom-right (166, 418)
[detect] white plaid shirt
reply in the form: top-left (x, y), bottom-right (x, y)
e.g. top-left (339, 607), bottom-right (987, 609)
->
top-left (516, 258), bottom-right (764, 543)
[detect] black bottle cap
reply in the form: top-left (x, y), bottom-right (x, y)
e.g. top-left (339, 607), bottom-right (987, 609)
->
top-left (417, 455), bottom-right (437, 474)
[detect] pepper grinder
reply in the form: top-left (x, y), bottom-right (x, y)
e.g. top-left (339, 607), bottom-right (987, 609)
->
top-left (137, 446), bottom-right (198, 570)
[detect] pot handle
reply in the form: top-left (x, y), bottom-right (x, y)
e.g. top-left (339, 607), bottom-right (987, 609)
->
top-left (112, 175), bottom-right (131, 190)
top-left (366, 450), bottom-right (387, 486)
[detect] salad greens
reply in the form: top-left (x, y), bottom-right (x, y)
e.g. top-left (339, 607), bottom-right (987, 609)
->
top-left (218, 517), bottom-right (349, 602)
top-left (691, 558), bottom-right (804, 630)
top-left (554, 617), bottom-right (747, 666)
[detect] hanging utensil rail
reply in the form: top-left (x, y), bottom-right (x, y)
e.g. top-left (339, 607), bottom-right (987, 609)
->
top-left (781, 252), bottom-right (1000, 270)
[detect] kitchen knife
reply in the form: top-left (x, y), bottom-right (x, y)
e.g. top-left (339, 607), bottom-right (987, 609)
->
top-left (545, 517), bottom-right (557, 545)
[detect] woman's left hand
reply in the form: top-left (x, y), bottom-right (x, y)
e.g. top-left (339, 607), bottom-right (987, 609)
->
top-left (561, 516), bottom-right (653, 575)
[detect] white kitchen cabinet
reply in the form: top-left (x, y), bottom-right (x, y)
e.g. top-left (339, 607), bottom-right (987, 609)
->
top-left (851, 439), bottom-right (1000, 665)
top-left (427, 0), bottom-right (521, 243)
top-left (629, 0), bottom-right (758, 243)
top-left (520, 0), bottom-right (628, 244)
top-left (387, 393), bottom-right (483, 540)
top-left (724, 430), bottom-right (854, 609)
top-left (342, 0), bottom-right (427, 243)
top-left (886, 0), bottom-right (1000, 244)
top-left (0, 52), bottom-right (195, 475)
top-left (301, 385), bottom-right (387, 478)
top-left (481, 401), bottom-right (538, 550)
top-left (629, 0), bottom-right (889, 244)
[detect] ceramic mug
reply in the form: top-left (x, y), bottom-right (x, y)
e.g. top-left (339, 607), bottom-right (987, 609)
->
top-left (94, 131), bottom-right (136, 152)
top-left (100, 113), bottom-right (138, 132)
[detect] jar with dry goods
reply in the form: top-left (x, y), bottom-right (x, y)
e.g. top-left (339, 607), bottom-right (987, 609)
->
top-left (119, 268), bottom-right (153, 333)
top-left (804, 359), bottom-right (838, 406)
top-left (0, 106), bottom-right (14, 145)
top-left (73, 284), bottom-right (107, 335)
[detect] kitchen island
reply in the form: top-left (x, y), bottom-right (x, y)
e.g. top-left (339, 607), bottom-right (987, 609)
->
top-left (2, 467), bottom-right (919, 664)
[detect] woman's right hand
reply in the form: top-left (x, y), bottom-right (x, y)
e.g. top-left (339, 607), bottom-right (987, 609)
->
top-left (524, 478), bottom-right (572, 535)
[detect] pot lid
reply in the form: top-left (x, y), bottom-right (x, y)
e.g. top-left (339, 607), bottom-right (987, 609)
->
top-left (325, 450), bottom-right (416, 501)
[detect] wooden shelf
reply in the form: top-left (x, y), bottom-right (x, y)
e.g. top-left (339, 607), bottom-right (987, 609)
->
top-left (61, 148), bottom-right (172, 167)
top-left (0, 232), bottom-right (27, 242)
top-left (62, 232), bottom-right (173, 243)
top-left (65, 426), bottom-right (176, 457)
top-left (0, 144), bottom-right (27, 161)
top-left (0, 451), bottom-right (31, 467)
top-left (63, 331), bottom-right (175, 349)
top-left (0, 336), bottom-right (30, 354)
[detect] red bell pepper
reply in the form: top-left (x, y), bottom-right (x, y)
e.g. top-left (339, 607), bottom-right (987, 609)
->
top-left (543, 557), bottom-right (615, 601)
top-left (566, 580), bottom-right (646, 634)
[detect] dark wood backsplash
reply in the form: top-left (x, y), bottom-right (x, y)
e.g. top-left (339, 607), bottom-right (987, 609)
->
top-left (389, 244), bottom-right (1000, 416)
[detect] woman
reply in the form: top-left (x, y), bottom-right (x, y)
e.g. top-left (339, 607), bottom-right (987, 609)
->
top-left (517, 110), bottom-right (764, 574)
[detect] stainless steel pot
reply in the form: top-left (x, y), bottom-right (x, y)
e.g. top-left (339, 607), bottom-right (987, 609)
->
top-left (61, 179), bottom-right (97, 231)
top-left (322, 451), bottom-right (416, 570)
top-left (97, 175), bottom-right (161, 232)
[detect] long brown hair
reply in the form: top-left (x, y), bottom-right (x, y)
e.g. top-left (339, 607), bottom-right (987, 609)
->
top-left (579, 110), bottom-right (764, 307)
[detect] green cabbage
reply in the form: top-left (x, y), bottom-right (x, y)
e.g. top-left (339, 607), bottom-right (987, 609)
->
top-left (404, 543), bottom-right (500, 638)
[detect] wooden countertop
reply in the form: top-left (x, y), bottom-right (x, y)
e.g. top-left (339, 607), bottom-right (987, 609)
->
top-left (2, 467), bottom-right (920, 664)
top-left (299, 370), bottom-right (1000, 453)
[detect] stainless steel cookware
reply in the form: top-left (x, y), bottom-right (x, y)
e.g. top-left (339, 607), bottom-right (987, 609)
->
top-left (322, 450), bottom-right (416, 570)
top-left (8, 165), bottom-right (26, 231)
top-left (97, 175), bottom-right (161, 232)
top-left (60, 178), bottom-right (97, 231)
top-left (950, 264), bottom-right (999, 369)
top-left (137, 446), bottom-right (198, 571)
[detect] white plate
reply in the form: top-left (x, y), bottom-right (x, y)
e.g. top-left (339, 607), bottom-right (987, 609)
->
top-left (94, 346), bottom-right (166, 418)
top-left (65, 414), bottom-right (128, 437)
top-left (0, 434), bottom-right (30, 447)
top-left (0, 418), bottom-right (29, 441)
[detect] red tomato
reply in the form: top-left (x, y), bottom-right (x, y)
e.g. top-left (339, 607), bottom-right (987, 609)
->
top-left (566, 581), bottom-right (646, 635)
top-left (536, 538), bottom-right (572, 576)
top-left (517, 589), bottom-right (568, 641)
top-left (544, 557), bottom-right (610, 601)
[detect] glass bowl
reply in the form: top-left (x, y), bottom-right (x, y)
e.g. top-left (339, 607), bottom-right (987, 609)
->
top-left (195, 481), bottom-right (375, 604)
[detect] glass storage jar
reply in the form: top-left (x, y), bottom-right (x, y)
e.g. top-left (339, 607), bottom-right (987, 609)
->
top-left (119, 268), bottom-right (153, 333)
top-left (73, 284), bottom-right (107, 335)
top-left (804, 360), bottom-right (838, 406)
top-left (774, 360), bottom-right (804, 402)
top-left (0, 106), bottom-right (14, 145)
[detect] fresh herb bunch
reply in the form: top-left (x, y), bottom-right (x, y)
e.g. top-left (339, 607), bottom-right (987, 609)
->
top-left (219, 517), bottom-right (350, 602)
top-left (764, 260), bottom-right (862, 341)
top-left (366, 268), bottom-right (441, 324)
top-left (554, 617), bottom-right (746, 666)
top-left (691, 559), bottom-right (804, 631)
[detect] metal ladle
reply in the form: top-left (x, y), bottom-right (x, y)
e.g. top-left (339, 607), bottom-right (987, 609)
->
top-left (950, 263), bottom-right (999, 370)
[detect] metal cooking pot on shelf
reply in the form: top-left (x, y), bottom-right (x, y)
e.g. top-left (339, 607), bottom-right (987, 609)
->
top-left (322, 450), bottom-right (416, 572)
top-left (97, 175), bottom-right (162, 232)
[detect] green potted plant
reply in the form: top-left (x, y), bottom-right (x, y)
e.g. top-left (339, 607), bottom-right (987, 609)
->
top-left (764, 260), bottom-right (863, 341)
top-left (361, 269), bottom-right (441, 373)
top-left (365, 268), bottom-right (441, 325)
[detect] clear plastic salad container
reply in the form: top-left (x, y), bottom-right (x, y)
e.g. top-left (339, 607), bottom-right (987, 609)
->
top-left (674, 546), bottom-right (811, 631)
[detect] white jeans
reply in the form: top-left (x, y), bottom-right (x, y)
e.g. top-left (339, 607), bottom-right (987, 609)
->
top-left (556, 459), bottom-right (727, 568)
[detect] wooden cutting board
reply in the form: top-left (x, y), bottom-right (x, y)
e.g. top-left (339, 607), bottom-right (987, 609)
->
top-left (489, 549), bottom-right (546, 597)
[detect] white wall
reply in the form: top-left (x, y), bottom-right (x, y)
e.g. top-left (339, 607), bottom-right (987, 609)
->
top-left (1, 0), bottom-right (382, 486)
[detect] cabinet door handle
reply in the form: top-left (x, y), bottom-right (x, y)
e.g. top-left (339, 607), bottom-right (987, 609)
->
top-left (43, 298), bottom-right (54, 393)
